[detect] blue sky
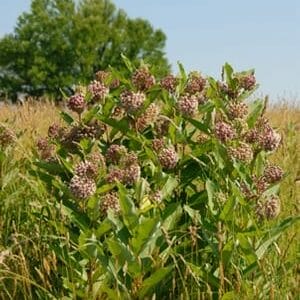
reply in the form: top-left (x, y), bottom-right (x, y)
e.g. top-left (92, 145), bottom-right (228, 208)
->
top-left (1, 0), bottom-right (299, 101)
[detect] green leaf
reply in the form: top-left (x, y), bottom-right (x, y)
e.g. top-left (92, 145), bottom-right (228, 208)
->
top-left (247, 99), bottom-right (264, 128)
top-left (184, 205), bottom-right (201, 224)
top-left (131, 216), bottom-right (160, 256)
top-left (220, 196), bottom-right (236, 221)
top-left (237, 233), bottom-right (257, 265)
top-left (206, 179), bottom-right (218, 215)
top-left (117, 183), bottom-right (138, 233)
top-left (256, 216), bottom-right (300, 259)
top-left (121, 53), bottom-right (134, 72)
top-left (60, 111), bottom-right (74, 125)
top-left (186, 117), bottom-right (210, 134)
top-left (138, 266), bottom-right (173, 299)
top-left (222, 291), bottom-right (236, 300)
top-left (161, 176), bottom-right (178, 200)
top-left (162, 203), bottom-right (182, 230)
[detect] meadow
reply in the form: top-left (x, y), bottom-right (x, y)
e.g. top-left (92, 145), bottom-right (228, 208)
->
top-left (0, 90), bottom-right (299, 298)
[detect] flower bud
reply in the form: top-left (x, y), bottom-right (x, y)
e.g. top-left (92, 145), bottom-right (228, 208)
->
top-left (160, 74), bottom-right (178, 93)
top-left (69, 175), bottom-right (96, 200)
top-left (215, 122), bottom-right (235, 142)
top-left (67, 93), bottom-right (85, 114)
top-left (158, 147), bottom-right (178, 170)
top-left (100, 192), bottom-right (120, 216)
top-left (177, 94), bottom-right (198, 117)
top-left (120, 91), bottom-right (145, 113)
top-left (132, 67), bottom-right (155, 91)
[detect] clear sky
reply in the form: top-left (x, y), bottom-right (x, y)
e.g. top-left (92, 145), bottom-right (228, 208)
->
top-left (1, 0), bottom-right (299, 101)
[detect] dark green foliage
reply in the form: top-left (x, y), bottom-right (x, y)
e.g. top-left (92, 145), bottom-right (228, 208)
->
top-left (0, 0), bottom-right (170, 99)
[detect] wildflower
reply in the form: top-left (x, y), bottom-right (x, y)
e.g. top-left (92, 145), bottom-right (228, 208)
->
top-left (95, 70), bottom-right (110, 83)
top-left (0, 127), bottom-right (15, 147)
top-left (74, 161), bottom-right (98, 179)
top-left (100, 192), bottom-right (121, 216)
top-left (228, 142), bottom-right (253, 163)
top-left (228, 102), bottom-right (248, 119)
top-left (177, 94), bottom-right (198, 117)
top-left (69, 175), bottom-right (96, 200)
top-left (258, 126), bottom-right (281, 151)
top-left (88, 80), bottom-right (109, 101)
top-left (106, 168), bottom-right (124, 184)
top-left (67, 93), bottom-right (85, 114)
top-left (132, 67), bottom-right (155, 91)
top-left (123, 164), bottom-right (141, 185)
top-left (152, 138), bottom-right (165, 153)
top-left (159, 147), bottom-right (178, 170)
top-left (160, 74), bottom-right (178, 93)
top-left (240, 74), bottom-right (256, 90)
top-left (136, 103), bottom-right (160, 132)
top-left (215, 121), bottom-right (235, 142)
top-left (120, 90), bottom-right (146, 113)
top-left (185, 72), bottom-right (206, 94)
top-left (263, 165), bottom-right (283, 183)
top-left (106, 144), bottom-right (127, 164)
top-left (256, 195), bottom-right (280, 220)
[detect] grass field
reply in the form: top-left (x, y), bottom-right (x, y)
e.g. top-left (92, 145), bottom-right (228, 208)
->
top-left (0, 99), bottom-right (299, 299)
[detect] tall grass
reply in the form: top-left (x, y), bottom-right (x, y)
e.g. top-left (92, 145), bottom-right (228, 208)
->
top-left (0, 99), bottom-right (299, 299)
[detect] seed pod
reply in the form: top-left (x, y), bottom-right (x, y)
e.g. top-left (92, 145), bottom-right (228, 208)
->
top-left (69, 175), bottom-right (96, 200)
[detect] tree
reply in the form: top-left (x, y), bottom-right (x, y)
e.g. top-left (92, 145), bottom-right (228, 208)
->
top-left (0, 0), bottom-right (170, 99)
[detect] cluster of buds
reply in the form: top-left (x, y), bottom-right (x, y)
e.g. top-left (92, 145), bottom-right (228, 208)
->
top-left (106, 150), bottom-right (140, 186)
top-left (132, 67), bottom-right (155, 91)
top-left (258, 125), bottom-right (281, 152)
top-left (150, 190), bottom-right (162, 204)
top-left (263, 165), bottom-right (283, 183)
top-left (36, 137), bottom-right (54, 160)
top-left (227, 102), bottom-right (248, 119)
top-left (88, 80), bottom-right (109, 101)
top-left (95, 70), bottom-right (110, 83)
top-left (152, 138), bottom-right (165, 153)
top-left (158, 147), bottom-right (178, 170)
top-left (160, 74), bottom-right (178, 93)
top-left (227, 142), bottom-right (253, 163)
top-left (106, 144), bottom-right (127, 164)
top-left (69, 175), bottom-right (96, 200)
top-left (256, 195), bottom-right (281, 220)
top-left (155, 117), bottom-right (170, 137)
top-left (240, 74), bottom-right (256, 91)
top-left (0, 126), bottom-right (15, 148)
top-left (197, 132), bottom-right (210, 144)
top-left (67, 93), bottom-right (85, 114)
top-left (100, 192), bottom-right (121, 216)
top-left (120, 91), bottom-right (146, 113)
top-left (177, 94), bottom-right (198, 117)
top-left (215, 121), bottom-right (236, 143)
top-left (74, 160), bottom-right (98, 179)
top-left (136, 103), bottom-right (160, 132)
top-left (48, 123), bottom-right (65, 139)
top-left (185, 72), bottom-right (206, 94)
